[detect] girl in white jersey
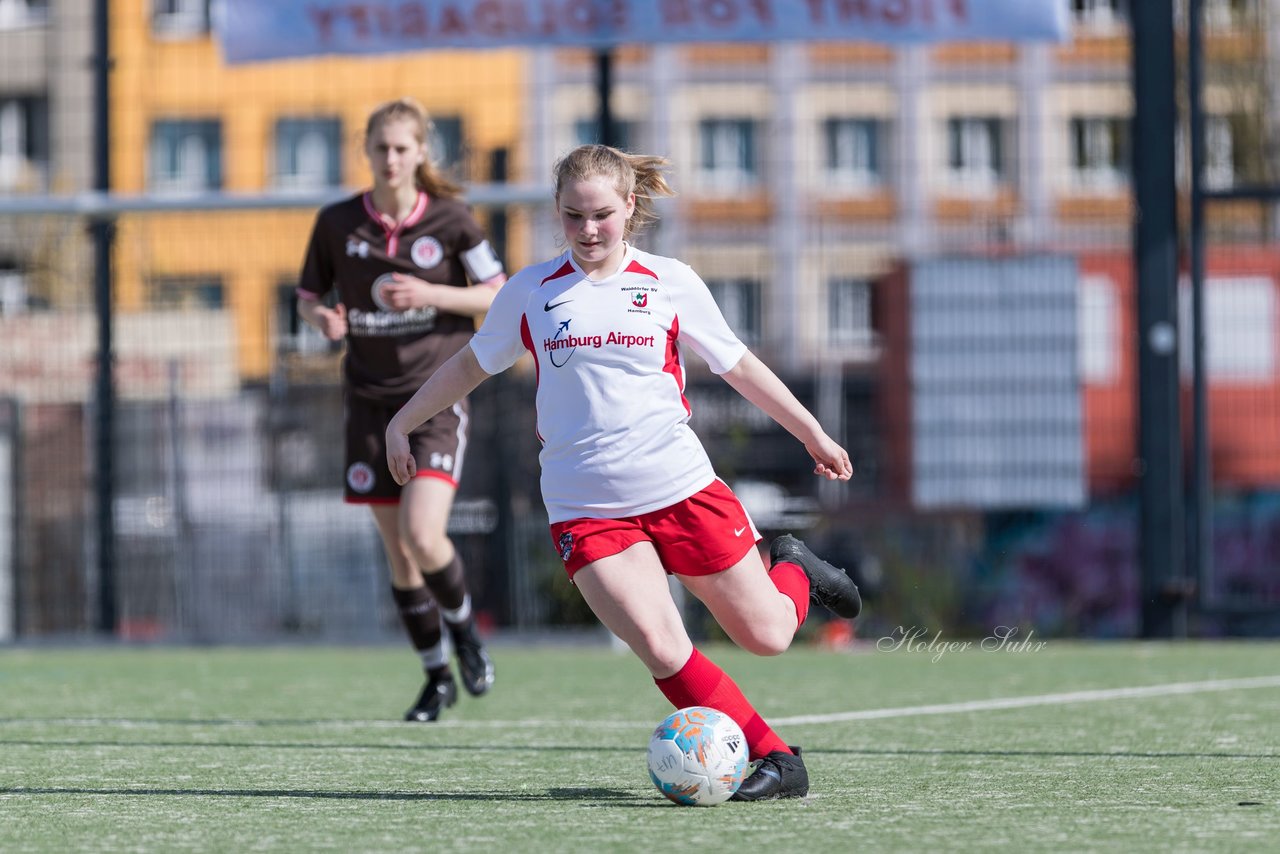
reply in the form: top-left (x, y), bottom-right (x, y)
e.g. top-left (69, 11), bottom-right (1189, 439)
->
top-left (386, 144), bottom-right (861, 801)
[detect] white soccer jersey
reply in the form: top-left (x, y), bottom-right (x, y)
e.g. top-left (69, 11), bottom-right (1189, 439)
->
top-left (470, 245), bottom-right (748, 523)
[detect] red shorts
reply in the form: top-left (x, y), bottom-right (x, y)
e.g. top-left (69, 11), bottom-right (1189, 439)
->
top-left (549, 479), bottom-right (761, 580)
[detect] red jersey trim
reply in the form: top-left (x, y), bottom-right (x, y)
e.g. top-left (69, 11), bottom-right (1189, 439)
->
top-left (414, 469), bottom-right (458, 488)
top-left (403, 191), bottom-right (430, 228)
top-left (624, 259), bottom-right (659, 279)
top-left (540, 261), bottom-right (577, 286)
top-left (519, 315), bottom-right (546, 445)
top-left (664, 315), bottom-right (690, 416)
top-left (361, 190), bottom-right (430, 257)
top-left (343, 467), bottom-right (457, 504)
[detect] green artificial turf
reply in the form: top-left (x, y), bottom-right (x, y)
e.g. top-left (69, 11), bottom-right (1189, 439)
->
top-left (1, 639), bottom-right (1276, 852)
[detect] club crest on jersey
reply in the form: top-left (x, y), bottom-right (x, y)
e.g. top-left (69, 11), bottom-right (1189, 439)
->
top-left (622, 285), bottom-right (654, 315)
top-left (558, 532), bottom-right (574, 562)
top-left (360, 272), bottom-right (438, 336)
top-left (370, 273), bottom-right (398, 312)
top-left (347, 462), bottom-right (376, 493)
top-left (410, 236), bottom-right (444, 269)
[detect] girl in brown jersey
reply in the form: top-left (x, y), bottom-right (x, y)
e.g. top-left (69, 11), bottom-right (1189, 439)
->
top-left (297, 97), bottom-right (505, 722)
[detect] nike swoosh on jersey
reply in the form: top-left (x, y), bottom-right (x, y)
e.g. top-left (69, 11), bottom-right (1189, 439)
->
top-left (544, 298), bottom-right (573, 311)
top-left (734, 526), bottom-right (747, 537)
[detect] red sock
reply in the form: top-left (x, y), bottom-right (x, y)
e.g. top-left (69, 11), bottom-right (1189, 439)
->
top-left (653, 648), bottom-right (791, 760)
top-left (769, 561), bottom-right (810, 627)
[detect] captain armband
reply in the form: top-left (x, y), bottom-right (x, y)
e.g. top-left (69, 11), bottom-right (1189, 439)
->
top-left (461, 240), bottom-right (504, 283)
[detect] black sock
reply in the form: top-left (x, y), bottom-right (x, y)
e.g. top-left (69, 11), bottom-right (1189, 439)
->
top-left (423, 553), bottom-right (469, 621)
top-left (390, 584), bottom-right (444, 660)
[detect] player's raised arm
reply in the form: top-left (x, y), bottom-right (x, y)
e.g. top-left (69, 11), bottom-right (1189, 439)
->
top-left (718, 350), bottom-right (852, 481)
top-left (386, 345), bottom-right (490, 485)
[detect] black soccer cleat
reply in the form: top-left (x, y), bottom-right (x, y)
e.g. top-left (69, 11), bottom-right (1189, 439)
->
top-left (771, 534), bottom-right (862, 620)
top-left (449, 621), bottom-right (495, 697)
top-left (730, 746), bottom-right (810, 801)
top-left (404, 671), bottom-right (457, 722)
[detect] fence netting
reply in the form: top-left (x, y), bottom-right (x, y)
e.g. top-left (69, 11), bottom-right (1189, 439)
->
top-left (2, 1), bottom-right (1278, 641)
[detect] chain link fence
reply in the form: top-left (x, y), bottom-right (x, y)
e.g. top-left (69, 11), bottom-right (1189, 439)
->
top-left (2, 1), bottom-right (1279, 641)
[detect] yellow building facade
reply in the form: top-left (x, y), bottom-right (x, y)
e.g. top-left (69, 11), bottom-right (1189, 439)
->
top-left (109, 0), bottom-right (525, 380)
top-left (103, 0), bottom-right (1271, 385)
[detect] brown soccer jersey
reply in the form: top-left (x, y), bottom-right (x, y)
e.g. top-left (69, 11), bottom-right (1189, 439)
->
top-left (298, 191), bottom-right (499, 401)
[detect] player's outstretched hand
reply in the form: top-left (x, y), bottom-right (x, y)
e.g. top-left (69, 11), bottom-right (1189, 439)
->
top-left (386, 428), bottom-right (416, 486)
top-left (317, 303), bottom-right (347, 341)
top-left (807, 435), bottom-right (853, 481)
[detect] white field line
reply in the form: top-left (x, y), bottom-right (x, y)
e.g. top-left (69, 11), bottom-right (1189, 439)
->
top-left (5, 675), bottom-right (1280, 732)
top-left (772, 674), bottom-right (1280, 726)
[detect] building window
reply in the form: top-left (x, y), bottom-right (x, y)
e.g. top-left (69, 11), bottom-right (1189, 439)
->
top-left (823, 118), bottom-right (885, 191)
top-left (1204, 115), bottom-right (1238, 190)
top-left (1204, 0), bottom-right (1255, 31)
top-left (0, 0), bottom-right (49, 30)
top-left (1179, 276), bottom-right (1276, 382)
top-left (148, 275), bottom-right (224, 309)
top-left (1069, 116), bottom-right (1130, 190)
top-left (574, 117), bottom-right (637, 152)
top-left (152, 0), bottom-right (211, 36)
top-left (1071, 0), bottom-right (1127, 30)
top-left (946, 116), bottom-right (1009, 192)
top-left (698, 118), bottom-right (759, 190)
top-left (827, 278), bottom-right (874, 348)
top-left (273, 118), bottom-right (342, 189)
top-left (706, 278), bottom-right (761, 345)
top-left (0, 261), bottom-right (30, 315)
top-left (149, 119), bottom-right (222, 193)
top-left (429, 115), bottom-right (465, 175)
top-left (0, 96), bottom-right (48, 190)
top-left (1079, 275), bottom-right (1118, 384)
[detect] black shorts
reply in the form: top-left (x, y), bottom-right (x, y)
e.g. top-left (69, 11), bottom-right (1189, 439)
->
top-left (344, 391), bottom-right (469, 503)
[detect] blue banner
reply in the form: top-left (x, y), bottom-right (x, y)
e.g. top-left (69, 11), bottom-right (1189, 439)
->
top-left (220, 0), bottom-right (1069, 64)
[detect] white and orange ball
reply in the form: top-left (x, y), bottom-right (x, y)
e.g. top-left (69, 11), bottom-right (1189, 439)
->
top-left (647, 706), bottom-right (748, 806)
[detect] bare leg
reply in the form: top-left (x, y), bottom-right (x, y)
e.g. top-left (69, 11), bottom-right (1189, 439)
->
top-left (573, 542), bottom-right (793, 763)
top-left (679, 547), bottom-right (800, 657)
top-left (573, 541), bottom-right (692, 678)
top-left (397, 476), bottom-right (457, 579)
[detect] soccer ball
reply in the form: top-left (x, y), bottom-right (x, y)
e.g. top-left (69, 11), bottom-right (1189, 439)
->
top-left (647, 706), bottom-right (749, 806)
